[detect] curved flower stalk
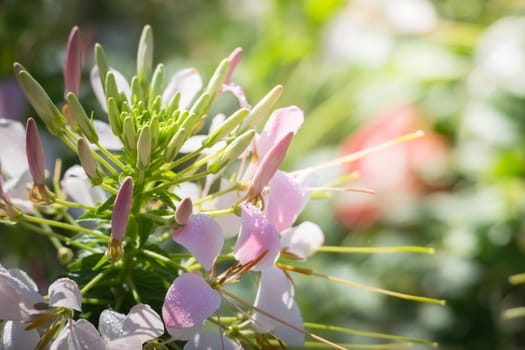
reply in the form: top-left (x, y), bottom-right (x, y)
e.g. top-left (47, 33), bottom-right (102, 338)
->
top-left (0, 24), bottom-right (444, 350)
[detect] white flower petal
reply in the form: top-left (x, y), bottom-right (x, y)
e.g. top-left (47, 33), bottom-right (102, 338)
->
top-left (0, 267), bottom-right (43, 320)
top-left (162, 68), bottom-right (203, 110)
top-left (99, 309), bottom-right (126, 341)
top-left (272, 300), bottom-right (304, 346)
top-left (93, 120), bottom-right (122, 151)
top-left (280, 221), bottom-right (324, 260)
top-left (184, 331), bottom-right (243, 350)
top-left (50, 319), bottom-right (105, 350)
top-left (0, 119), bottom-right (28, 179)
top-left (48, 278), bottom-right (82, 311)
top-left (1, 320), bottom-right (40, 350)
top-left (120, 304), bottom-right (164, 342)
top-left (61, 165), bottom-right (107, 207)
top-left (252, 266), bottom-right (294, 333)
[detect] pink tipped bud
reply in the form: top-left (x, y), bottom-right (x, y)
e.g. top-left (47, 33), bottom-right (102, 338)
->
top-left (25, 118), bottom-right (46, 185)
top-left (225, 47), bottom-right (242, 84)
top-left (175, 197), bottom-right (193, 225)
top-left (244, 132), bottom-right (294, 202)
top-left (108, 176), bottom-right (134, 262)
top-left (64, 26), bottom-right (82, 98)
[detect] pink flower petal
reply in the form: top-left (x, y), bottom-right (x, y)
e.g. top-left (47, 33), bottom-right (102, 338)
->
top-left (266, 171), bottom-right (308, 232)
top-left (234, 203), bottom-right (280, 271)
top-left (252, 266), bottom-right (294, 333)
top-left (172, 214), bottom-right (224, 270)
top-left (1, 320), bottom-right (40, 350)
top-left (258, 106), bottom-right (304, 157)
top-left (64, 26), bottom-right (82, 97)
top-left (162, 273), bottom-right (221, 339)
top-left (162, 68), bottom-right (203, 110)
top-left (99, 309), bottom-right (126, 341)
top-left (184, 331), bottom-right (243, 350)
top-left (48, 278), bottom-right (82, 312)
top-left (280, 221), bottom-right (324, 260)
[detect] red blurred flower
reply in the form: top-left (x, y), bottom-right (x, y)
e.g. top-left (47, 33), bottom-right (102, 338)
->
top-left (336, 106), bottom-right (449, 229)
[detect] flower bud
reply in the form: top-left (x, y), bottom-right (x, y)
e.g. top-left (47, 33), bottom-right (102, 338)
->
top-left (137, 125), bottom-right (152, 170)
top-left (244, 132), bottom-right (293, 202)
top-left (189, 92), bottom-right (212, 117)
top-left (131, 76), bottom-right (144, 104)
top-left (208, 129), bottom-right (255, 174)
top-left (238, 85), bottom-right (283, 134)
top-left (15, 67), bottom-right (65, 135)
top-left (164, 128), bottom-right (186, 162)
top-left (175, 197), bottom-right (193, 225)
top-left (64, 26), bottom-right (81, 98)
top-left (95, 43), bottom-right (110, 88)
top-left (105, 71), bottom-right (120, 103)
top-left (150, 115), bottom-right (160, 148)
top-left (150, 64), bottom-right (165, 102)
top-left (122, 115), bottom-right (137, 153)
top-left (66, 92), bottom-right (98, 144)
top-left (107, 97), bottom-right (122, 136)
top-left (202, 108), bottom-right (249, 148)
top-left (225, 47), bottom-right (242, 84)
top-left (77, 138), bottom-right (102, 184)
top-left (205, 58), bottom-right (230, 99)
top-left (108, 176), bottom-right (134, 263)
top-left (25, 118), bottom-right (46, 185)
top-left (26, 118), bottom-right (55, 203)
top-left (137, 25), bottom-right (153, 86)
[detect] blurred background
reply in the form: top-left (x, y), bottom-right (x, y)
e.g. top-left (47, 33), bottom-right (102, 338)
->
top-left (2, 0), bottom-right (525, 349)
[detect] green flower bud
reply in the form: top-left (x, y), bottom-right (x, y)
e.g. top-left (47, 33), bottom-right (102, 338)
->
top-left (208, 129), bottom-right (255, 174)
top-left (105, 72), bottom-right (120, 103)
top-left (15, 66), bottom-right (65, 135)
top-left (77, 138), bottom-right (102, 184)
top-left (202, 108), bottom-right (249, 148)
top-left (167, 91), bottom-right (181, 115)
top-left (66, 92), bottom-right (98, 144)
top-left (238, 85), bottom-right (283, 134)
top-left (189, 92), bottom-right (212, 117)
top-left (107, 97), bottom-right (122, 136)
top-left (150, 64), bottom-right (165, 103)
top-left (205, 58), bottom-right (230, 99)
top-left (150, 115), bottom-right (160, 149)
top-left (137, 125), bottom-right (152, 170)
top-left (95, 43), bottom-right (110, 88)
top-left (137, 25), bottom-right (154, 86)
top-left (122, 115), bottom-right (137, 153)
top-left (164, 128), bottom-right (186, 162)
top-left (131, 76), bottom-right (144, 105)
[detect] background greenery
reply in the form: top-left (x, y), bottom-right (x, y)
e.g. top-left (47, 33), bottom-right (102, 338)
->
top-left (2, 0), bottom-right (525, 349)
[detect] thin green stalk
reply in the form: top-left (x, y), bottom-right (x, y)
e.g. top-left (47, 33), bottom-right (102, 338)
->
top-left (194, 184), bottom-right (240, 205)
top-left (509, 273), bottom-right (525, 285)
top-left (169, 145), bottom-right (205, 169)
top-left (141, 249), bottom-right (188, 272)
top-left (21, 214), bottom-right (109, 241)
top-left (503, 307), bottom-right (525, 319)
top-left (304, 323), bottom-right (437, 347)
top-left (54, 199), bottom-right (96, 211)
top-left (317, 246), bottom-right (435, 255)
top-left (95, 141), bottom-right (126, 169)
top-left (80, 269), bottom-right (114, 294)
top-left (20, 222), bottom-right (97, 253)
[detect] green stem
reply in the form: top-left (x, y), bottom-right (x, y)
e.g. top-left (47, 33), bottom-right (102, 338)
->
top-left (80, 269), bottom-right (114, 295)
top-left (20, 214), bottom-right (109, 241)
top-left (141, 249), bottom-right (188, 272)
top-left (20, 222), bottom-right (97, 253)
top-left (169, 146), bottom-right (205, 169)
top-left (317, 246), bottom-right (435, 255)
top-left (509, 273), bottom-right (525, 285)
top-left (95, 141), bottom-right (126, 169)
top-left (54, 199), bottom-right (95, 211)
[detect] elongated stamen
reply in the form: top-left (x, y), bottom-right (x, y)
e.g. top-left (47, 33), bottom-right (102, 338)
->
top-left (278, 263), bottom-right (445, 305)
top-left (317, 246), bottom-right (435, 255)
top-left (293, 131), bottom-right (424, 175)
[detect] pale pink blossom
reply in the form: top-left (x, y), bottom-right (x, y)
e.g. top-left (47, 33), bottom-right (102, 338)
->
top-left (234, 203), bottom-right (280, 271)
top-left (162, 273), bottom-right (221, 340)
top-left (280, 221), bottom-right (324, 260)
top-left (184, 331), bottom-right (243, 350)
top-left (172, 214), bottom-right (224, 270)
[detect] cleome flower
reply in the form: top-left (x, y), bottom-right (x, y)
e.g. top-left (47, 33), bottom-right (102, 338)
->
top-left (0, 24), bottom-right (443, 350)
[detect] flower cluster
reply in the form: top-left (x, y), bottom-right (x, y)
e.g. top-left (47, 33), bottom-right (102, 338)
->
top-left (0, 26), bottom-right (441, 349)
